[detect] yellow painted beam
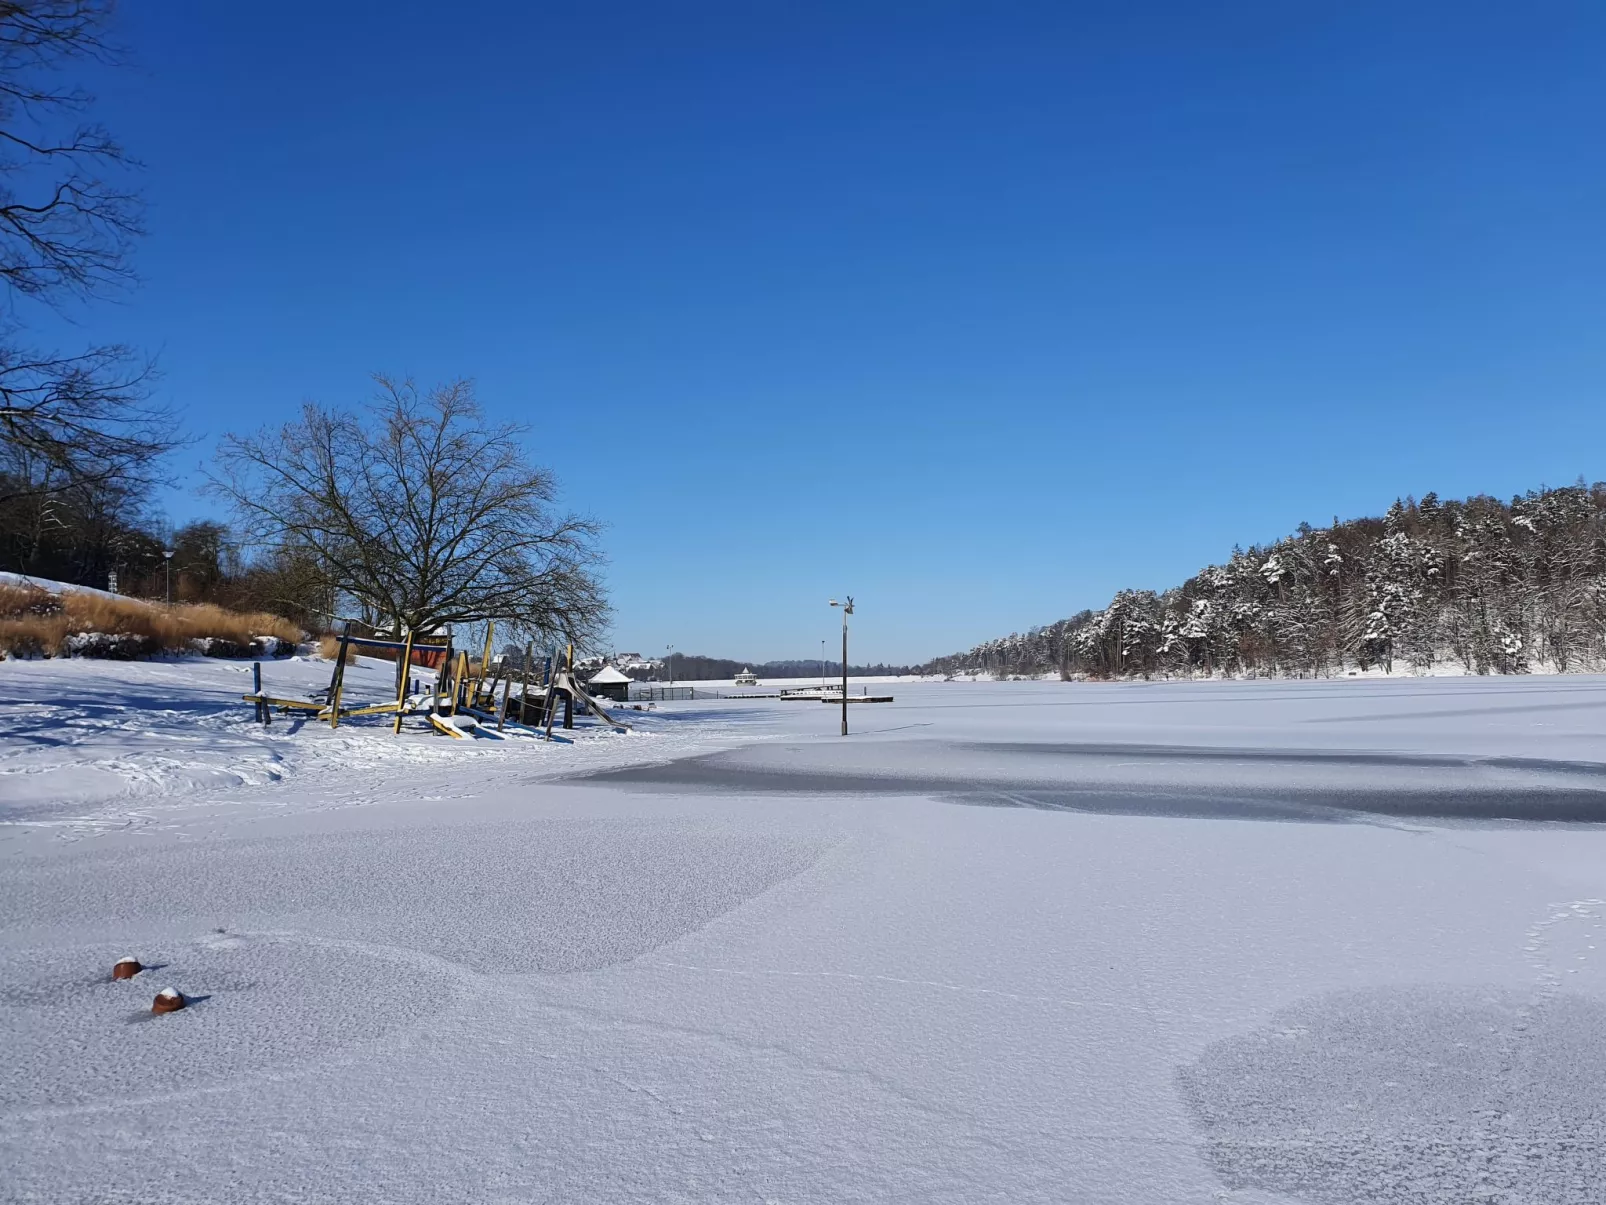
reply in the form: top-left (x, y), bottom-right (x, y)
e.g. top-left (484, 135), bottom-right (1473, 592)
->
top-left (428, 712), bottom-right (469, 739)
top-left (394, 627), bottom-right (416, 735)
top-left (243, 695), bottom-right (325, 712)
top-left (323, 701), bottom-right (405, 719)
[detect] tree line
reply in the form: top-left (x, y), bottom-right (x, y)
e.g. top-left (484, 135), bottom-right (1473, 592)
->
top-left (4, 372), bottom-right (610, 648)
top-left (632, 654), bottom-right (915, 682)
top-left (0, 4), bottom-right (607, 648)
top-left (1, 496), bottom-right (339, 630)
top-left (920, 483), bottom-right (1606, 680)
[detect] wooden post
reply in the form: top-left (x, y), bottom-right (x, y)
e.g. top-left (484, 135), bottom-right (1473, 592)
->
top-left (252, 662), bottom-right (266, 724)
top-left (392, 628), bottom-right (416, 735)
top-left (519, 642), bottom-right (533, 725)
top-left (497, 663), bottom-right (513, 731)
top-left (567, 644), bottom-right (579, 729)
top-left (328, 623), bottom-right (352, 729)
top-left (324, 623), bottom-right (346, 702)
top-left (449, 650), bottom-right (469, 716)
top-left (474, 623), bottom-right (495, 710)
top-left (540, 647), bottom-right (556, 738)
top-left (437, 637), bottom-right (453, 715)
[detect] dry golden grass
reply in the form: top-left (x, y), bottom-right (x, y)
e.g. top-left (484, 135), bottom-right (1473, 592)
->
top-left (0, 583), bottom-right (302, 658)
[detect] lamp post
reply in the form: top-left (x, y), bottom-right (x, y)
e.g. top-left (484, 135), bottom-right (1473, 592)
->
top-left (820, 639), bottom-right (826, 689)
top-left (829, 597), bottom-right (853, 736)
top-left (162, 548), bottom-right (174, 606)
top-left (665, 644), bottom-right (674, 687)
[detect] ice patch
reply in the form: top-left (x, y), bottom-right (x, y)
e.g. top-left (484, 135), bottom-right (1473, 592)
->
top-left (1178, 984), bottom-right (1606, 1204)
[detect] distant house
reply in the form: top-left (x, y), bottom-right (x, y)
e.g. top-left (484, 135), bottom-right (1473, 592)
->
top-left (734, 668), bottom-right (759, 686)
top-left (586, 664), bottom-right (632, 702)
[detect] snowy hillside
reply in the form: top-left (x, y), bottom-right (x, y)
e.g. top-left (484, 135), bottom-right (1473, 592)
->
top-left (926, 483), bottom-right (1606, 680)
top-left (0, 570), bottom-right (126, 603)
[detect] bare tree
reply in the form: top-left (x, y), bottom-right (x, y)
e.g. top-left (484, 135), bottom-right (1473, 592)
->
top-left (0, 0), bottom-right (177, 509)
top-left (0, 337), bottom-right (169, 503)
top-left (210, 376), bottom-right (609, 645)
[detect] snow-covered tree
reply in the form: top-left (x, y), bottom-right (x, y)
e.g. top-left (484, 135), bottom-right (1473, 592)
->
top-left (917, 482), bottom-right (1606, 681)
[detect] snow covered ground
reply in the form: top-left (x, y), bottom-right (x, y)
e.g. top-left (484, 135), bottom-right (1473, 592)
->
top-left (0, 570), bottom-right (127, 603)
top-left (3, 666), bottom-right (1606, 1202)
top-left (0, 654), bottom-right (780, 838)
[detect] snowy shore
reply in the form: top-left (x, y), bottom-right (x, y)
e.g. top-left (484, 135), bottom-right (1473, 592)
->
top-left (3, 666), bottom-right (1606, 1202)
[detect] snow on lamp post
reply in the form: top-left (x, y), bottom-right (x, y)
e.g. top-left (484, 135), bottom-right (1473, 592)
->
top-left (162, 548), bottom-right (173, 606)
top-left (829, 597), bottom-right (853, 736)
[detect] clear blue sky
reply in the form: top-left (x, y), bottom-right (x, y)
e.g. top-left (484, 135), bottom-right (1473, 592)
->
top-left (59, 1), bottom-right (1606, 663)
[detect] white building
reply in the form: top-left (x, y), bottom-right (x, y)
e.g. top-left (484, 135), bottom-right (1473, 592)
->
top-left (586, 664), bottom-right (632, 702)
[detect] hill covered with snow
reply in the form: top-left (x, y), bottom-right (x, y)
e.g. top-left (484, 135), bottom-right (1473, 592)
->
top-left (924, 482), bottom-right (1606, 681)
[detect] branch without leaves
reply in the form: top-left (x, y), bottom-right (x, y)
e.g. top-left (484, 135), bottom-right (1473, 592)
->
top-left (208, 376), bottom-right (610, 647)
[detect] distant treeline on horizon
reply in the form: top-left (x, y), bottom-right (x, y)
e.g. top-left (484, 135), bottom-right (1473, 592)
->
top-left (630, 654), bottom-right (917, 682)
top-left (921, 481), bottom-right (1606, 680)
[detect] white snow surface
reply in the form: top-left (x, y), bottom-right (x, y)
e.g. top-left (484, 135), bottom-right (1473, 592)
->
top-left (0, 569), bottom-right (127, 602)
top-left (3, 667), bottom-right (1606, 1202)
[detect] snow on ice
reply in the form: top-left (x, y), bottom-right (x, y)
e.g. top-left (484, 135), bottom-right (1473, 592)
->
top-left (3, 664), bottom-right (1606, 1202)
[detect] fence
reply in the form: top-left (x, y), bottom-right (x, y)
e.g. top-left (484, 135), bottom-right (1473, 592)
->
top-left (627, 684), bottom-right (782, 702)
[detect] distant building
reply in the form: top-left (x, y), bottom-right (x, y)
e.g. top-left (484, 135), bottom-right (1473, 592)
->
top-left (586, 664), bottom-right (632, 702)
top-left (734, 668), bottom-right (759, 686)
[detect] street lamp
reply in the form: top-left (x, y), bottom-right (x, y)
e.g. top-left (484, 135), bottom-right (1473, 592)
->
top-left (829, 596), bottom-right (853, 736)
top-left (820, 638), bottom-right (826, 689)
top-left (665, 644), bottom-right (674, 687)
top-left (162, 548), bottom-right (174, 606)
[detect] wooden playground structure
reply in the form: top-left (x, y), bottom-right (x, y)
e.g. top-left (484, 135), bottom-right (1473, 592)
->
top-left (243, 622), bottom-right (629, 741)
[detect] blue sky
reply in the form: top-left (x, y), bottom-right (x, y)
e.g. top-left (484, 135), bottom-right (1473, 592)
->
top-left (55, 1), bottom-right (1606, 663)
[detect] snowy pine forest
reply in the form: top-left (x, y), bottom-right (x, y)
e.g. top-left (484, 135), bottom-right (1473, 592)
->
top-left (923, 483), bottom-right (1606, 680)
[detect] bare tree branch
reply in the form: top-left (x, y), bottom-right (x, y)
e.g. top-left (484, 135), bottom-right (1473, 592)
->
top-left (208, 376), bottom-right (610, 646)
top-left (0, 3), bottom-right (175, 516)
top-left (0, 333), bottom-right (176, 504)
top-left (0, 1), bottom-right (139, 306)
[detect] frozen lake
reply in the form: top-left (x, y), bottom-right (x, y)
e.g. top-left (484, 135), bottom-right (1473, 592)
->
top-left (3, 668), bottom-right (1606, 1202)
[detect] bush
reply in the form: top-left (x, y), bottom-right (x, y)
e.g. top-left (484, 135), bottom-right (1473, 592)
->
top-left (61, 632), bottom-right (162, 659)
top-left (0, 584), bottom-right (303, 659)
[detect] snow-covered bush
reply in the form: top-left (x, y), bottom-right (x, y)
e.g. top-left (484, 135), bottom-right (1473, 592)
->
top-left (60, 632), bottom-right (161, 659)
top-left (188, 634), bottom-right (293, 659)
